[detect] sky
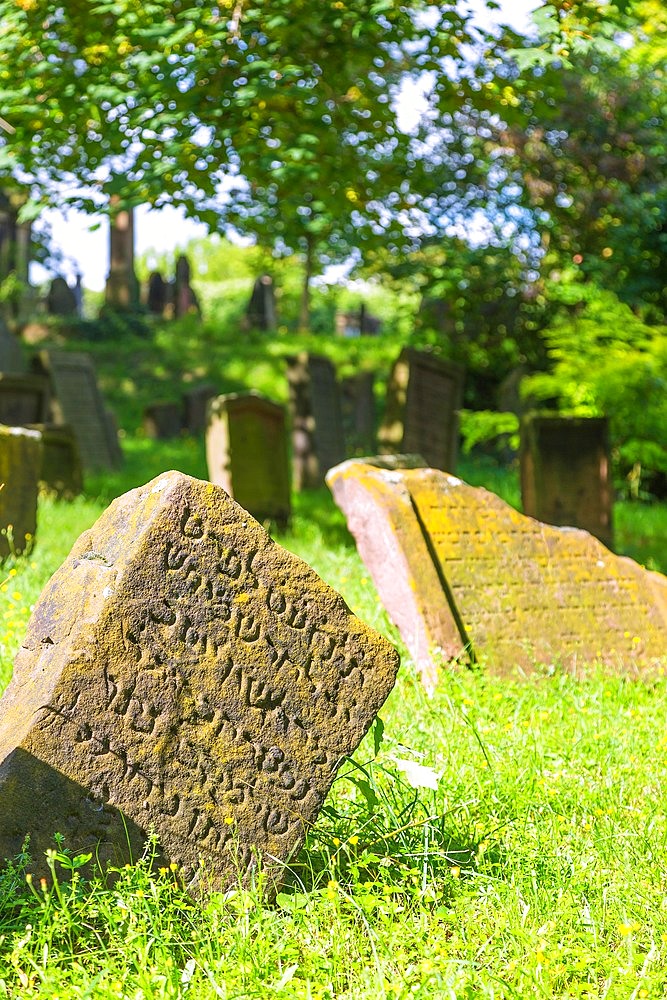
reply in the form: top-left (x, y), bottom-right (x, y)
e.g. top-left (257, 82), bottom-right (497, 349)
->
top-left (32, 0), bottom-right (538, 293)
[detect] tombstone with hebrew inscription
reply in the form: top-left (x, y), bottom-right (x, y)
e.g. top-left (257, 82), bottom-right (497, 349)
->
top-left (286, 353), bottom-right (345, 490)
top-left (0, 425), bottom-right (42, 559)
top-left (327, 460), bottom-right (667, 690)
top-left (0, 471), bottom-right (398, 891)
top-left (33, 350), bottom-right (122, 471)
top-left (520, 413), bottom-right (613, 549)
top-left (206, 393), bottom-right (291, 528)
top-left (379, 348), bottom-right (464, 473)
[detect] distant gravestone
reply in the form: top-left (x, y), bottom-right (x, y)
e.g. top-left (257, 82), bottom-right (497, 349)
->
top-left (245, 274), bottom-right (277, 331)
top-left (143, 402), bottom-right (183, 441)
top-left (0, 471), bottom-right (399, 891)
top-left (341, 372), bottom-right (376, 456)
top-left (0, 426), bottom-right (42, 558)
top-left (327, 461), bottom-right (667, 690)
top-left (379, 348), bottom-right (464, 473)
top-left (26, 423), bottom-right (83, 499)
top-left (520, 414), bottom-right (613, 549)
top-left (46, 276), bottom-right (77, 317)
top-left (183, 384), bottom-right (218, 435)
top-left (0, 319), bottom-right (25, 373)
top-left (34, 351), bottom-right (122, 471)
top-left (173, 255), bottom-right (200, 318)
top-left (206, 392), bottom-right (291, 528)
top-left (147, 271), bottom-right (168, 316)
top-left (286, 353), bottom-right (345, 490)
top-left (0, 373), bottom-right (49, 426)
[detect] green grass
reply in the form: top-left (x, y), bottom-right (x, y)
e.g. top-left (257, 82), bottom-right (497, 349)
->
top-left (1, 317), bottom-right (666, 997)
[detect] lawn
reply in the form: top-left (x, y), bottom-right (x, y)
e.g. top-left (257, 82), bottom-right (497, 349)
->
top-left (0, 326), bottom-right (666, 999)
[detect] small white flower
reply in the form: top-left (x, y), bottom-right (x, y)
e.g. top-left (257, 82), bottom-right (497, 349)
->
top-left (393, 757), bottom-right (440, 790)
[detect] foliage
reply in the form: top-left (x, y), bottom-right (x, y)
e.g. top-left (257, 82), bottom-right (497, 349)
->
top-left (523, 277), bottom-right (667, 493)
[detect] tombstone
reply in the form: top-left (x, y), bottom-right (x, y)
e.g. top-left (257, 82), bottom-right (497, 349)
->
top-left (173, 255), bottom-right (200, 318)
top-left (206, 392), bottom-right (291, 528)
top-left (520, 414), bottom-right (613, 549)
top-left (26, 423), bottom-right (83, 499)
top-left (341, 372), bottom-right (376, 456)
top-left (183, 384), bottom-right (218, 435)
top-left (0, 318), bottom-right (25, 373)
top-left (379, 348), bottom-right (465, 473)
top-left (286, 353), bottom-right (346, 490)
top-left (33, 351), bottom-right (122, 471)
top-left (46, 276), bottom-right (78, 317)
top-left (0, 471), bottom-right (399, 891)
top-left (0, 373), bottom-right (50, 426)
top-left (104, 200), bottom-right (139, 311)
top-left (147, 271), bottom-right (168, 316)
top-left (142, 402), bottom-right (183, 440)
top-left (245, 274), bottom-right (277, 331)
top-left (0, 425), bottom-right (42, 559)
top-left (328, 461), bottom-right (667, 689)
top-left (497, 365), bottom-right (531, 416)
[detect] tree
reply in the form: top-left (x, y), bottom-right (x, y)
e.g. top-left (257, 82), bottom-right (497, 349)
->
top-left (0, 0), bottom-right (480, 327)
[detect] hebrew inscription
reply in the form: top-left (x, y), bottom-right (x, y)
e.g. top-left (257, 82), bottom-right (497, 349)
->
top-left (0, 472), bottom-right (399, 891)
top-left (327, 461), bottom-right (667, 684)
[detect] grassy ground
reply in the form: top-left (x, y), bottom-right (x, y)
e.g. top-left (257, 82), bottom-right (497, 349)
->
top-left (0, 324), bottom-right (666, 998)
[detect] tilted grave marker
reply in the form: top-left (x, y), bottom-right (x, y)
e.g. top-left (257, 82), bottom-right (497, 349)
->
top-left (520, 413), bottom-right (614, 549)
top-left (328, 460), bottom-right (667, 690)
top-left (286, 353), bottom-right (345, 490)
top-left (34, 350), bottom-right (122, 471)
top-left (379, 348), bottom-right (464, 472)
top-left (0, 471), bottom-right (399, 891)
top-left (206, 392), bottom-right (291, 528)
top-left (0, 425), bottom-right (42, 559)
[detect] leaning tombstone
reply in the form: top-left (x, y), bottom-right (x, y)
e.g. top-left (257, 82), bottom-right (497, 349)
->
top-left (0, 425), bottom-right (42, 558)
top-left (327, 460), bottom-right (667, 690)
top-left (183, 384), bottom-right (218, 435)
top-left (142, 402), bottom-right (183, 441)
top-left (379, 348), bottom-right (464, 473)
top-left (33, 350), bottom-right (122, 471)
top-left (26, 423), bottom-right (83, 499)
top-left (0, 471), bottom-right (399, 892)
top-left (206, 392), bottom-right (291, 528)
top-left (286, 353), bottom-right (345, 490)
top-left (0, 373), bottom-right (50, 426)
top-left (520, 413), bottom-right (613, 549)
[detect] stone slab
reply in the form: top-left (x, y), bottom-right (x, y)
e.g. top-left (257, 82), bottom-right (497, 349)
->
top-left (34, 350), bottom-right (121, 471)
top-left (327, 461), bottom-right (667, 687)
top-left (0, 471), bottom-right (398, 891)
top-left (0, 373), bottom-right (50, 426)
top-left (286, 353), bottom-right (345, 490)
top-left (143, 402), bottom-right (183, 440)
top-left (379, 348), bottom-right (464, 472)
top-left (183, 385), bottom-right (218, 435)
top-left (206, 392), bottom-right (291, 528)
top-left (26, 423), bottom-right (83, 499)
top-left (0, 425), bottom-right (42, 559)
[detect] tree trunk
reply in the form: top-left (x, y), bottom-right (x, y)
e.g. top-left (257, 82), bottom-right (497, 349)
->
top-left (298, 236), bottom-right (314, 333)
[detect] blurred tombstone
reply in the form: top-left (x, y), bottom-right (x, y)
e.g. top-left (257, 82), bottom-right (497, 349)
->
top-left (147, 271), bottom-right (168, 316)
top-left (183, 384), bottom-right (218, 435)
top-left (520, 413), bottom-right (614, 549)
top-left (286, 353), bottom-right (345, 490)
top-left (497, 365), bottom-right (531, 415)
top-left (206, 392), bottom-right (291, 528)
top-left (359, 303), bottom-right (381, 335)
top-left (379, 347), bottom-right (465, 473)
top-left (142, 402), bottom-right (184, 440)
top-left (341, 372), bottom-right (376, 456)
top-left (0, 373), bottom-right (50, 425)
top-left (173, 255), bottom-right (201, 318)
top-left (26, 423), bottom-right (83, 499)
top-left (335, 306), bottom-right (381, 338)
top-left (245, 274), bottom-right (277, 331)
top-left (0, 425), bottom-right (42, 558)
top-left (0, 318), bottom-right (25, 373)
top-left (46, 276), bottom-right (78, 317)
top-left (104, 200), bottom-right (139, 311)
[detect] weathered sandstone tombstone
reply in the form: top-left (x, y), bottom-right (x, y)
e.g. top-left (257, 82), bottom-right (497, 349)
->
top-left (0, 373), bottom-right (49, 426)
top-left (33, 350), bottom-right (122, 471)
top-left (327, 460), bottom-right (667, 690)
top-left (142, 402), bottom-right (183, 441)
top-left (0, 471), bottom-right (398, 890)
top-left (286, 353), bottom-right (345, 490)
top-left (0, 425), bottom-right (42, 558)
top-left (26, 423), bottom-right (83, 499)
top-left (379, 348), bottom-right (464, 473)
top-left (520, 413), bottom-right (613, 548)
top-left (206, 392), bottom-right (291, 528)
